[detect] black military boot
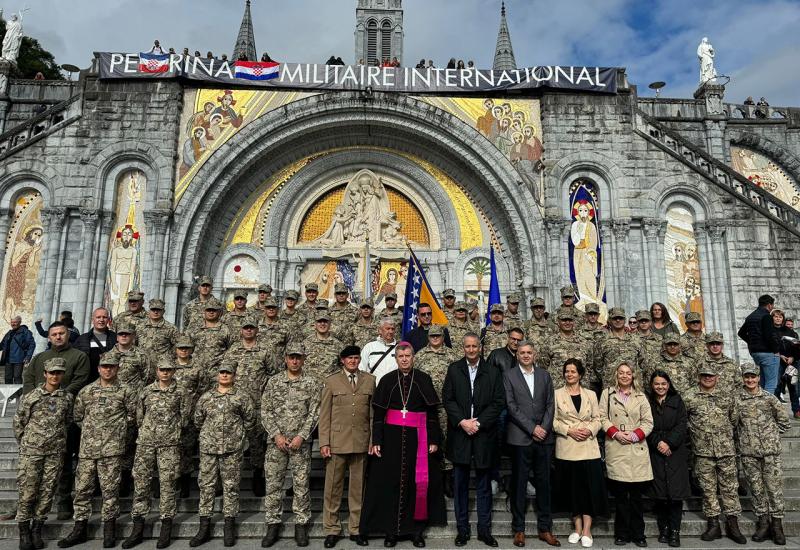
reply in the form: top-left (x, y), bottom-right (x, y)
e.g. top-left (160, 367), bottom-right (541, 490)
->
top-left (223, 517), bottom-right (236, 547)
top-left (189, 517), bottom-right (211, 547)
top-left (103, 518), bottom-right (117, 548)
top-left (700, 516), bottom-right (721, 541)
top-left (668, 528), bottom-right (680, 548)
top-left (261, 524), bottom-right (280, 548)
top-left (252, 469), bottom-right (265, 497)
top-left (772, 517), bottom-right (786, 546)
top-left (294, 523), bottom-right (309, 547)
top-left (725, 516), bottom-right (746, 545)
top-left (57, 520), bottom-right (87, 548)
top-left (30, 519), bottom-right (45, 549)
top-left (179, 474), bottom-right (192, 498)
top-left (122, 517), bottom-right (145, 548)
top-left (156, 518), bottom-right (173, 549)
top-left (656, 519), bottom-right (669, 544)
top-left (752, 515), bottom-right (770, 542)
top-left (19, 520), bottom-right (34, 550)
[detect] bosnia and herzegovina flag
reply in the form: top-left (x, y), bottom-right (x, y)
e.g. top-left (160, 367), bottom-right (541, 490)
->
top-left (234, 60), bottom-right (280, 81)
top-left (402, 248), bottom-right (448, 338)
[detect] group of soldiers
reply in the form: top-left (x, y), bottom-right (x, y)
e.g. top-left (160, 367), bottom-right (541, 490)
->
top-left (11, 278), bottom-right (793, 549)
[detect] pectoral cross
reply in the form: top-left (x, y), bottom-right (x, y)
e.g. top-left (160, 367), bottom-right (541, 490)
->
top-left (401, 407), bottom-right (407, 418)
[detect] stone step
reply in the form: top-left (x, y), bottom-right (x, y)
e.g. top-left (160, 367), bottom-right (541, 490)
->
top-left (1, 511), bottom-right (798, 540)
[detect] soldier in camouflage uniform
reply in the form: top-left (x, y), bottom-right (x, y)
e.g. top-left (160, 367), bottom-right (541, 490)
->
top-left (646, 333), bottom-right (697, 396)
top-left (448, 302), bottom-right (474, 356)
top-left (115, 291), bottom-right (148, 335)
top-left (191, 298), bottom-right (233, 393)
top-left (224, 290), bottom-right (251, 337)
top-left (684, 363), bottom-right (746, 544)
top-left (224, 319), bottom-right (278, 496)
top-left (680, 311), bottom-right (706, 360)
top-left (441, 288), bottom-right (457, 324)
top-left (539, 309), bottom-right (595, 389)
top-left (330, 283), bottom-right (358, 344)
top-left (481, 303), bottom-right (508, 357)
top-left (261, 343), bottom-right (321, 547)
top-left (248, 284), bottom-right (274, 313)
top-left (304, 312), bottom-right (344, 384)
top-left (58, 353), bottom-right (137, 549)
top-left (379, 292), bottom-right (403, 340)
top-left (524, 297), bottom-right (551, 351)
top-left (173, 335), bottom-right (203, 497)
top-left (137, 298), bottom-right (178, 360)
top-left (279, 290), bottom-right (302, 336)
top-left (298, 283), bottom-right (320, 325)
top-left (468, 299), bottom-right (482, 329)
top-left (257, 296), bottom-right (289, 359)
top-left (737, 363), bottom-right (791, 544)
top-left (548, 286), bottom-right (584, 331)
top-left (123, 358), bottom-right (191, 549)
top-left (505, 293), bottom-right (523, 327)
top-left (350, 299), bottom-right (379, 349)
top-left (595, 307), bottom-right (641, 392)
top-left (415, 324), bottom-right (460, 492)
top-left (15, 358), bottom-right (73, 550)
top-left (699, 332), bottom-right (742, 396)
top-left (578, 302), bottom-right (605, 342)
top-left (191, 360), bottom-right (256, 547)
top-left (633, 310), bottom-right (664, 383)
top-left (182, 276), bottom-right (220, 331)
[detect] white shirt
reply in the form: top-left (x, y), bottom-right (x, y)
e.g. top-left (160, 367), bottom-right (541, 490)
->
top-left (359, 338), bottom-right (397, 383)
top-left (519, 364), bottom-right (535, 398)
top-left (467, 359), bottom-right (479, 417)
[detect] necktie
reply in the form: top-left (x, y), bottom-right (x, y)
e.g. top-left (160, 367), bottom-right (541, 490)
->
top-left (349, 373), bottom-right (356, 390)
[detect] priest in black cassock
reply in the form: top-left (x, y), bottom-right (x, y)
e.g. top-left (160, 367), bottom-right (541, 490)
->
top-left (359, 341), bottom-right (447, 548)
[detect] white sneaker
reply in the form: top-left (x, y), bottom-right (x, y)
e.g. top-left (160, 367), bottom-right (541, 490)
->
top-left (491, 480), bottom-right (499, 495)
top-left (526, 481), bottom-right (536, 497)
top-left (568, 532), bottom-right (581, 544)
top-left (580, 535), bottom-right (593, 548)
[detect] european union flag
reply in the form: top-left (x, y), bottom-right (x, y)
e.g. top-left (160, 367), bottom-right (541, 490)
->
top-left (485, 246), bottom-right (502, 325)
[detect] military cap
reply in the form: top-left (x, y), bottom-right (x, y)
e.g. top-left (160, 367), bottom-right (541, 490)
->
top-left (443, 288), bottom-right (456, 298)
top-left (315, 311), bottom-right (332, 322)
top-left (697, 363), bottom-right (718, 376)
top-left (530, 297), bottom-right (545, 308)
top-left (454, 301), bottom-right (468, 311)
top-left (175, 335), bottom-right (195, 349)
top-left (360, 298), bottom-right (374, 308)
top-left (316, 299), bottom-right (329, 309)
top-left (218, 360), bottom-right (237, 374)
top-left (285, 290), bottom-right (299, 300)
top-left (263, 296), bottom-right (278, 308)
top-left (340, 345), bottom-right (361, 358)
top-left (258, 284), bottom-right (273, 293)
top-left (241, 317), bottom-right (258, 328)
top-left (285, 343), bottom-right (306, 356)
top-left (608, 307), bottom-right (626, 319)
top-left (584, 303), bottom-right (600, 314)
top-left (467, 299), bottom-right (478, 307)
top-left (490, 303), bottom-right (505, 314)
top-left (334, 283), bottom-right (348, 294)
top-left (428, 324), bottom-right (445, 337)
top-left (115, 321), bottom-right (136, 334)
top-left (203, 298), bottom-right (224, 311)
top-left (149, 298), bottom-right (165, 310)
top-left (198, 276), bottom-right (213, 286)
top-left (305, 283), bottom-right (319, 292)
top-left (44, 358), bottom-right (66, 373)
top-left (99, 352), bottom-right (120, 366)
top-left (155, 358), bottom-right (176, 371)
top-left (560, 285), bottom-right (576, 298)
top-left (685, 311), bottom-right (702, 323)
top-left (662, 333), bottom-right (681, 345)
top-left (636, 310), bottom-right (652, 321)
top-left (233, 290), bottom-right (248, 300)
top-left (557, 309), bottom-right (575, 321)
top-left (741, 363), bottom-right (760, 376)
top-left (507, 293), bottom-right (521, 304)
top-left (705, 331), bottom-right (724, 344)
top-left (385, 292), bottom-right (398, 300)
top-left (127, 290), bottom-right (145, 301)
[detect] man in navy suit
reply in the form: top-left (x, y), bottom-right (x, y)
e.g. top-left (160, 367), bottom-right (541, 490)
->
top-left (503, 340), bottom-right (560, 547)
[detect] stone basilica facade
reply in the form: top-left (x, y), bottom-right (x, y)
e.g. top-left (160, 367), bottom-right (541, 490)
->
top-left (0, 0), bottom-right (799, 362)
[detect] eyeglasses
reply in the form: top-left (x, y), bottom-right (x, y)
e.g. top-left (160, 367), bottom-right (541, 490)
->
top-left (419, 312), bottom-right (432, 317)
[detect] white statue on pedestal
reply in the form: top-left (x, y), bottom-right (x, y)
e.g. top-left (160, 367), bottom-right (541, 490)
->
top-left (697, 37), bottom-right (717, 86)
top-left (1, 9), bottom-right (24, 63)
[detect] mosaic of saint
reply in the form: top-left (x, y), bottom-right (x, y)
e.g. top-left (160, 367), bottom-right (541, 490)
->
top-left (0, 191), bottom-right (43, 334)
top-left (730, 146), bottom-right (800, 211)
top-left (300, 260), bottom-right (357, 302)
top-left (372, 261), bottom-right (407, 307)
top-left (568, 179), bottom-right (607, 318)
top-left (664, 206), bottom-right (704, 330)
top-left (105, 171), bottom-right (145, 317)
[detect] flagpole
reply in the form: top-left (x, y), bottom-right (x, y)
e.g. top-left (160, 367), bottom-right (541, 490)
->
top-left (364, 234), bottom-right (371, 299)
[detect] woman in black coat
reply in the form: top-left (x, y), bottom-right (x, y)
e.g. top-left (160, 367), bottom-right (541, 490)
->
top-left (646, 370), bottom-right (690, 548)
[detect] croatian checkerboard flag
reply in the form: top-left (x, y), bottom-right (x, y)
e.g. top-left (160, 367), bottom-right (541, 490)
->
top-left (402, 248), bottom-right (448, 338)
top-left (138, 53), bottom-right (170, 74)
top-left (234, 60), bottom-right (280, 81)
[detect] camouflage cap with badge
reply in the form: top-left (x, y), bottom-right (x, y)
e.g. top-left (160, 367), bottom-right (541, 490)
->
top-left (530, 297), bottom-right (545, 308)
top-left (203, 297), bottom-right (224, 311)
top-left (316, 299), bottom-right (329, 309)
top-left (609, 307), bottom-right (626, 319)
top-left (428, 324), bottom-right (445, 337)
top-left (44, 357), bottom-right (67, 373)
top-left (99, 352), bottom-right (120, 367)
top-left (490, 303), bottom-right (505, 314)
top-left (115, 321), bottom-right (136, 334)
top-left (454, 301), bottom-right (468, 312)
top-left (507, 293), bottom-right (521, 304)
top-left (155, 357), bottom-right (176, 371)
top-left (385, 292), bottom-right (398, 300)
top-left (662, 333), bottom-right (681, 345)
top-left (685, 311), bottom-right (702, 323)
top-left (557, 309), bottom-right (575, 321)
top-left (741, 363), bottom-right (760, 376)
top-left (334, 283), bottom-right (349, 294)
top-left (258, 284), bottom-right (273, 293)
top-left (233, 289), bottom-right (248, 300)
top-left (705, 331), bottom-right (724, 344)
top-left (305, 283), bottom-right (319, 292)
top-left (584, 302), bottom-right (600, 314)
top-left (284, 290), bottom-right (300, 300)
top-left (635, 309), bottom-right (652, 321)
top-left (218, 359), bottom-right (237, 374)
top-left (360, 298), bottom-right (374, 309)
top-left (560, 285), bottom-right (575, 298)
top-left (198, 276), bottom-right (213, 286)
top-left (148, 298), bottom-right (165, 310)
top-left (127, 290), bottom-right (145, 302)
top-left (175, 335), bottom-right (195, 349)
top-left (697, 363), bottom-right (718, 376)
top-left (285, 343), bottom-right (307, 356)
top-left (316, 311), bottom-right (332, 323)
top-left (443, 288), bottom-right (456, 298)
top-left (263, 296), bottom-right (279, 308)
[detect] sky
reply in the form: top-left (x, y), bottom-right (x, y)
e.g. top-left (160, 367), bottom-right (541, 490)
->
top-left (11, 0), bottom-right (800, 105)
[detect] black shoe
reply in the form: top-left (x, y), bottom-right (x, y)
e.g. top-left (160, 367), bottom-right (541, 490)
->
top-left (294, 523), bottom-right (309, 547)
top-left (324, 535), bottom-right (340, 548)
top-left (633, 539), bottom-right (647, 548)
top-left (668, 529), bottom-right (680, 548)
top-left (57, 520), bottom-right (87, 548)
top-left (412, 534), bottom-right (426, 548)
top-left (615, 537), bottom-right (628, 546)
top-left (223, 517), bottom-right (236, 547)
top-left (657, 525), bottom-right (669, 544)
top-left (156, 518), bottom-right (173, 549)
top-left (478, 533), bottom-right (499, 547)
top-left (700, 516), bottom-right (721, 541)
top-left (122, 517), bottom-right (145, 549)
top-left (454, 532), bottom-right (469, 546)
top-left (725, 516), bottom-right (747, 545)
top-left (30, 519), bottom-right (45, 550)
top-left (19, 521), bottom-right (34, 550)
top-left (189, 517), bottom-right (211, 548)
top-left (350, 534), bottom-right (369, 546)
top-left (261, 524), bottom-right (279, 548)
top-left (103, 518), bottom-right (116, 548)
top-left (383, 536), bottom-right (397, 548)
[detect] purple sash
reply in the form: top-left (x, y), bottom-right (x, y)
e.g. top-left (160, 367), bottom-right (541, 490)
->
top-left (385, 408), bottom-right (429, 521)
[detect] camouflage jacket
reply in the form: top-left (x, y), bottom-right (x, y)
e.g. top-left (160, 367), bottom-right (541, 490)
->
top-left (415, 345), bottom-right (460, 397)
top-left (646, 352), bottom-right (698, 397)
top-left (684, 386), bottom-right (738, 458)
top-left (350, 318), bottom-right (379, 349)
top-left (224, 341), bottom-right (278, 404)
top-left (261, 372), bottom-right (321, 441)
top-left (524, 318), bottom-right (551, 350)
top-left (194, 387), bottom-right (255, 455)
top-left (634, 332), bottom-right (663, 373)
top-left (279, 309), bottom-right (302, 336)
top-left (505, 311), bottom-right (524, 330)
top-left (115, 310), bottom-right (147, 334)
top-left (595, 332), bottom-right (641, 389)
top-left (137, 318), bottom-right (178, 359)
top-left (257, 319), bottom-right (289, 358)
top-left (191, 323), bottom-right (232, 364)
top-left (578, 324), bottom-right (606, 343)
top-left (136, 381), bottom-right (191, 447)
top-left (110, 345), bottom-right (152, 393)
top-left (736, 388), bottom-right (791, 457)
top-left (447, 319), bottom-right (475, 355)
top-left (223, 310), bottom-right (252, 338)
top-left (74, 380), bottom-right (137, 458)
top-left (680, 332), bottom-right (706, 360)
top-left (481, 325), bottom-right (508, 357)
top-left (539, 331), bottom-right (595, 388)
top-left (181, 295), bottom-right (220, 331)
top-left (699, 354), bottom-right (742, 396)
top-left (14, 386), bottom-right (73, 455)
top-left (304, 334), bottom-right (344, 384)
top-left (173, 359), bottom-right (203, 402)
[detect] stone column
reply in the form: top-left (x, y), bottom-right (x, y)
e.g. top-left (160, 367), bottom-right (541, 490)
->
top-left (38, 207), bottom-right (68, 321)
top-left (600, 223), bottom-right (616, 307)
top-left (143, 209), bottom-right (172, 299)
top-left (0, 207), bottom-right (15, 284)
top-left (643, 218), bottom-right (668, 305)
top-left (74, 209), bottom-right (100, 328)
top-left (612, 219), bottom-right (631, 310)
top-left (694, 221), bottom-right (716, 329)
top-left (707, 221), bottom-right (736, 346)
top-left (543, 216), bottom-right (569, 307)
top-left (91, 211), bottom-right (116, 310)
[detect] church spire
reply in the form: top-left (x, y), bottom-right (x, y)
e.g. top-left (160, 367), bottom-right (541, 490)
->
top-left (493, 1), bottom-right (517, 71)
top-left (233, 0), bottom-right (257, 61)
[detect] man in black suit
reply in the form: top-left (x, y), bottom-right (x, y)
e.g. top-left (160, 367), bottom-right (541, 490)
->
top-left (405, 302), bottom-right (451, 352)
top-left (503, 340), bottom-right (560, 547)
top-left (443, 333), bottom-right (505, 547)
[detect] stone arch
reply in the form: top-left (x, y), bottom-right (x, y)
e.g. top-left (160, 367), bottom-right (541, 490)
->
top-left (87, 141), bottom-right (172, 210)
top-left (549, 151), bottom-right (630, 220)
top-left (210, 244), bottom-right (270, 295)
top-left (728, 130), bottom-right (800, 184)
top-left (0, 158), bottom-right (57, 207)
top-left (453, 247), bottom-right (514, 296)
top-left (646, 174), bottom-right (722, 221)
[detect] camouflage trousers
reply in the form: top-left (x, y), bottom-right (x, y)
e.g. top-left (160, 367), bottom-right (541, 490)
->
top-left (437, 405), bottom-right (452, 471)
top-left (198, 451), bottom-right (242, 518)
top-left (131, 445), bottom-right (181, 520)
top-left (695, 455), bottom-right (742, 517)
top-left (16, 453), bottom-right (64, 522)
top-left (73, 456), bottom-right (123, 521)
top-left (741, 454), bottom-right (785, 518)
top-left (263, 441), bottom-right (312, 525)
